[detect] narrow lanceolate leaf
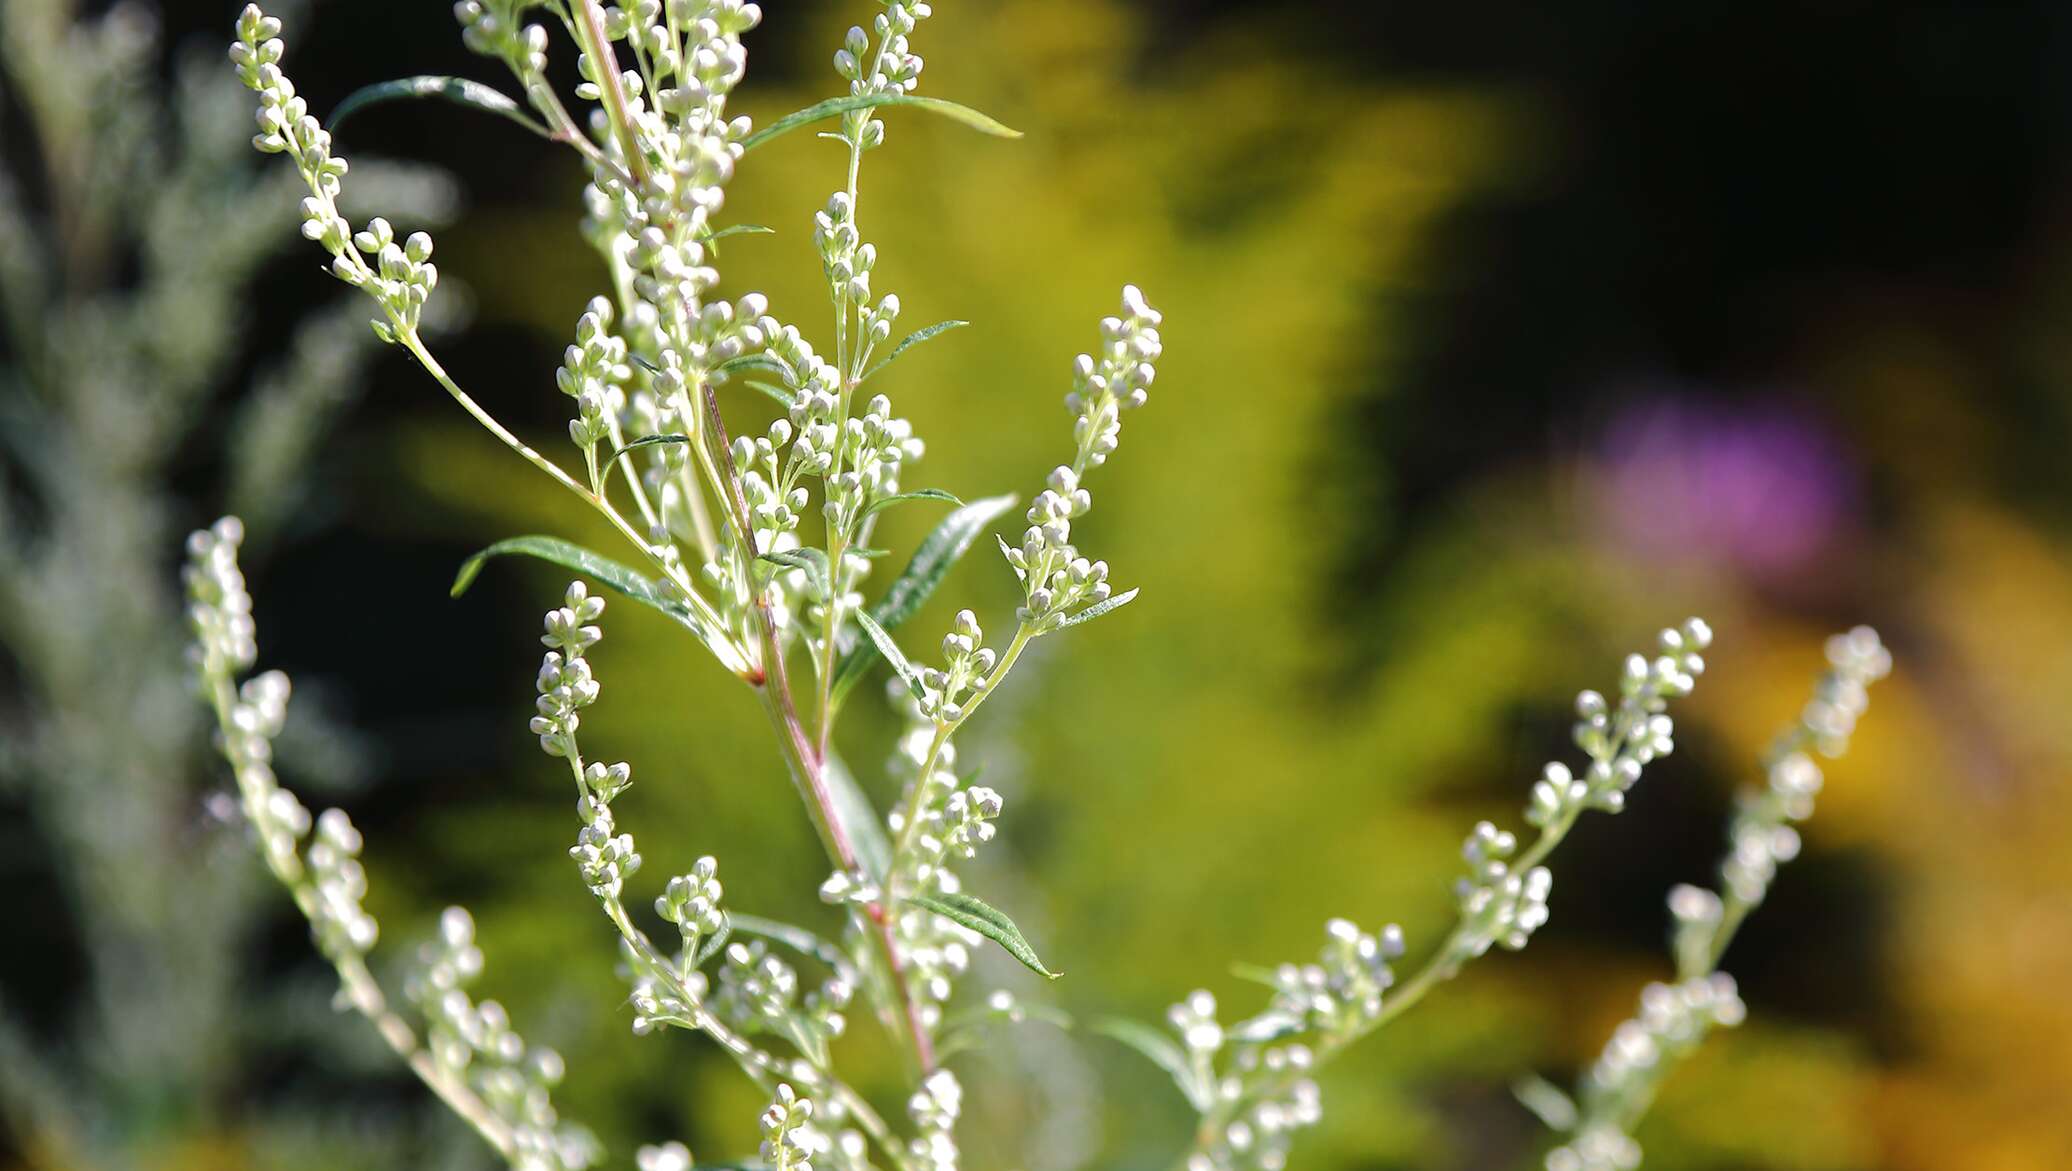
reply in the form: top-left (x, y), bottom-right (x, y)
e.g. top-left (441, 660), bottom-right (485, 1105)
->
top-left (741, 379), bottom-right (795, 408)
top-left (601, 433), bottom-right (690, 474)
top-left (1092, 1019), bottom-right (1209, 1110)
top-left (830, 494), bottom-right (1018, 705)
top-left (907, 891), bottom-right (1060, 980)
top-left (727, 912), bottom-right (855, 978)
top-left (853, 611), bottom-right (927, 702)
top-left (703, 223), bottom-right (774, 242)
top-left (713, 353), bottom-right (788, 379)
top-left (821, 749), bottom-right (892, 883)
top-left (859, 487), bottom-right (963, 521)
top-left (692, 916), bottom-right (734, 968)
top-left (1513, 1074), bottom-right (1580, 1131)
top-left (452, 536), bottom-right (700, 629)
top-left (758, 547), bottom-right (831, 600)
top-left (329, 76), bottom-right (549, 139)
top-left (1050, 587), bottom-right (1140, 631)
top-left (860, 320), bottom-right (969, 383)
top-left (741, 93), bottom-right (1022, 153)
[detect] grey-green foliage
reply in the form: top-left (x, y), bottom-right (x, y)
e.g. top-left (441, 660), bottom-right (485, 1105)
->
top-left (0, 1), bottom-right (452, 1162)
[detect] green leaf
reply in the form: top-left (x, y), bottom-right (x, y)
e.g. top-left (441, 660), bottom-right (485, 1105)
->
top-left (859, 487), bottom-right (963, 521)
top-left (1092, 1018), bottom-right (1208, 1109)
top-left (1230, 962), bottom-right (1282, 988)
top-left (742, 93), bottom-right (1022, 153)
top-left (1228, 1010), bottom-right (1304, 1044)
top-left (853, 611), bottom-right (927, 702)
top-left (860, 320), bottom-right (969, 383)
top-left (601, 434), bottom-right (690, 475)
top-left (1513, 1075), bottom-right (1579, 1131)
top-left (329, 76), bottom-right (549, 139)
top-left (758, 547), bottom-right (831, 599)
top-left (830, 494), bottom-right (1018, 705)
top-left (906, 891), bottom-right (1060, 980)
top-left (727, 913), bottom-right (854, 976)
top-left (1050, 587), bottom-right (1140, 632)
top-left (450, 535), bottom-right (708, 634)
top-left (820, 750), bottom-right (891, 883)
top-left (704, 223), bottom-right (774, 242)
top-left (714, 353), bottom-right (788, 379)
top-left (692, 916), bottom-right (734, 967)
top-left (742, 379), bottom-right (795, 407)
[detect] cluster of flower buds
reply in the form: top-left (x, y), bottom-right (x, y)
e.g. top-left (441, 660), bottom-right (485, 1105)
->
top-left (1269, 918), bottom-right (1407, 1039)
top-left (1002, 464), bottom-right (1115, 629)
top-left (825, 392), bottom-right (923, 537)
top-left (184, 516), bottom-right (259, 673)
top-left (407, 907), bottom-right (602, 1170)
top-left (715, 938), bottom-right (856, 1062)
top-left (533, 582), bottom-right (606, 756)
top-left (1805, 625), bottom-right (1890, 755)
top-left (656, 855), bottom-right (725, 944)
top-left (1066, 284), bottom-right (1162, 469)
top-left (1193, 1041), bottom-right (1323, 1171)
top-left (1543, 975), bottom-right (1746, 1171)
top-left (905, 1069), bottom-right (963, 1171)
top-left (559, 298), bottom-right (633, 450)
top-left (1699, 626), bottom-right (1889, 957)
top-left (572, 793), bottom-right (643, 900)
top-left (307, 808), bottom-right (379, 958)
top-left (233, 8), bottom-right (441, 342)
top-left (829, 1), bottom-right (933, 154)
top-left (918, 610), bottom-right (996, 722)
top-left (1452, 822), bottom-right (1554, 960)
top-left (455, 0), bottom-right (550, 78)
top-left (1562, 619), bottom-right (1712, 820)
top-left (760, 1084), bottom-right (828, 1171)
top-left (814, 192), bottom-right (880, 314)
top-left (185, 522), bottom-right (321, 882)
top-left (346, 218), bottom-right (440, 342)
top-left (1001, 287), bottom-right (1162, 629)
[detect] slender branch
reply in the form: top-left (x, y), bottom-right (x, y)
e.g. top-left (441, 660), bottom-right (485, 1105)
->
top-left (570, 0), bottom-right (649, 188)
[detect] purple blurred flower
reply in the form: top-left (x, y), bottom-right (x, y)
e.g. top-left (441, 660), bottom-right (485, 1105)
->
top-left (1593, 395), bottom-right (1859, 579)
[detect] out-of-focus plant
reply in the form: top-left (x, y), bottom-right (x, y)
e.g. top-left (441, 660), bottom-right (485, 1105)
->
top-left (1516, 627), bottom-right (1890, 1171)
top-left (194, 2), bottom-right (1884, 1168)
top-left (0, 1), bottom-right (451, 1164)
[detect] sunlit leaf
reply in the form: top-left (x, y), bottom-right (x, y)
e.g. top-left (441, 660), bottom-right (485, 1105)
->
top-left (601, 434), bottom-right (689, 475)
top-left (759, 547), bottom-right (831, 599)
top-left (329, 76), bottom-right (548, 139)
top-left (1050, 587), bottom-right (1140, 631)
top-left (860, 488), bottom-right (963, 521)
top-left (860, 320), bottom-right (969, 383)
top-left (853, 611), bottom-right (927, 702)
top-left (907, 891), bottom-right (1060, 980)
top-left (742, 93), bottom-right (1021, 153)
top-left (727, 913), bottom-right (854, 977)
top-left (1092, 1018), bottom-right (1208, 1109)
top-left (821, 750), bottom-right (891, 883)
top-left (830, 494), bottom-right (1018, 705)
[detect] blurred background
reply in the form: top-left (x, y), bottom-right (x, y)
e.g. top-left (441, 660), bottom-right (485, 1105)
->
top-left (4, 1), bottom-right (2071, 1168)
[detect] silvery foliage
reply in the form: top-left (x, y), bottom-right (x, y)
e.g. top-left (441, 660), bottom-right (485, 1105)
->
top-left (1525, 626), bottom-right (1891, 1171)
top-left (0, 1), bottom-right (449, 1161)
top-left (201, 3), bottom-right (1882, 1169)
top-left (1162, 621), bottom-right (1714, 1171)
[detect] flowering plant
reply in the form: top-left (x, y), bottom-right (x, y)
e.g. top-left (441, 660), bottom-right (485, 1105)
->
top-left (191, 4), bottom-right (1887, 1168)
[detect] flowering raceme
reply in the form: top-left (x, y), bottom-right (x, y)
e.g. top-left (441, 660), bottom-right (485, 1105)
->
top-left (191, 3), bottom-right (1888, 1167)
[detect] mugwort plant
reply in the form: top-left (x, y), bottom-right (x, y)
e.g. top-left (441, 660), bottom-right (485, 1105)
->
top-left (192, 3), bottom-right (1888, 1167)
